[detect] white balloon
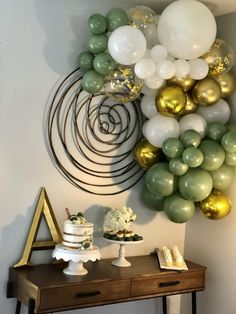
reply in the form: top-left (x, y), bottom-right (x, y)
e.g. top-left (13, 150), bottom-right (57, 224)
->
top-left (134, 58), bottom-right (156, 79)
top-left (146, 113), bottom-right (180, 147)
top-left (157, 0), bottom-right (217, 60)
top-left (179, 114), bottom-right (207, 138)
top-left (189, 58), bottom-right (209, 80)
top-left (150, 45), bottom-right (168, 63)
top-left (145, 75), bottom-right (165, 89)
top-left (141, 95), bottom-right (157, 118)
top-left (174, 59), bottom-right (190, 78)
top-left (141, 85), bottom-right (158, 96)
top-left (108, 25), bottom-right (147, 65)
top-left (142, 120), bottom-right (149, 137)
top-left (197, 99), bottom-right (231, 124)
top-left (156, 60), bottom-right (176, 80)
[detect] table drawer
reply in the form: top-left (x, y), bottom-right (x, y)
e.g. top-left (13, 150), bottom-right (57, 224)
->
top-left (131, 271), bottom-right (205, 297)
top-left (40, 279), bottom-right (130, 310)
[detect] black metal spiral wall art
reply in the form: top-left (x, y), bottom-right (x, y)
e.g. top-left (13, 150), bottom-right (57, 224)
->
top-left (46, 68), bottom-right (145, 195)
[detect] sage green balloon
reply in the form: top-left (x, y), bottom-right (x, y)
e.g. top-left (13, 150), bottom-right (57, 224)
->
top-left (162, 138), bottom-right (184, 158)
top-left (210, 163), bottom-right (235, 190)
top-left (164, 192), bottom-right (195, 223)
top-left (225, 151), bottom-right (236, 166)
top-left (142, 186), bottom-right (164, 211)
top-left (106, 8), bottom-right (129, 32)
top-left (206, 123), bottom-right (227, 142)
top-left (178, 168), bottom-right (213, 202)
top-left (180, 129), bottom-right (201, 147)
top-left (93, 52), bottom-right (116, 75)
top-left (169, 158), bottom-right (189, 176)
top-left (146, 162), bottom-right (178, 196)
top-left (82, 69), bottom-right (105, 93)
top-left (78, 51), bottom-right (94, 71)
top-left (87, 34), bottom-right (108, 54)
top-left (227, 124), bottom-right (236, 134)
top-left (182, 147), bottom-right (203, 168)
top-left (221, 131), bottom-right (236, 153)
top-left (199, 140), bottom-right (225, 171)
top-left (88, 13), bottom-right (107, 34)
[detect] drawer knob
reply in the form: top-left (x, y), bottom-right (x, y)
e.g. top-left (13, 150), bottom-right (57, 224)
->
top-left (75, 291), bottom-right (101, 298)
top-left (159, 281), bottom-right (180, 287)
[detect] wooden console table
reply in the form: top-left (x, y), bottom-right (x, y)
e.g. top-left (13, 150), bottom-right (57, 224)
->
top-left (7, 255), bottom-right (206, 314)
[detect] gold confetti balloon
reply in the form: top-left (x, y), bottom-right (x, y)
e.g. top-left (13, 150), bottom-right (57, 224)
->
top-left (155, 85), bottom-right (187, 117)
top-left (134, 138), bottom-right (163, 170)
top-left (215, 71), bottom-right (236, 98)
top-left (200, 189), bottom-right (231, 220)
top-left (128, 6), bottom-right (158, 31)
top-left (103, 65), bottom-right (143, 103)
top-left (178, 94), bottom-right (198, 117)
top-left (202, 38), bottom-right (235, 77)
top-left (168, 76), bottom-right (196, 92)
top-left (192, 77), bottom-right (221, 106)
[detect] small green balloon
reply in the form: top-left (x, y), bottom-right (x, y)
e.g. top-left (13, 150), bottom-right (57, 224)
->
top-left (169, 158), bottom-right (189, 176)
top-left (199, 140), bottom-right (225, 171)
top-left (82, 69), bottom-right (105, 93)
top-left (182, 147), bottom-right (203, 168)
top-left (210, 163), bottom-right (235, 190)
top-left (206, 123), bottom-right (227, 142)
top-left (227, 124), bottom-right (236, 134)
top-left (180, 129), bottom-right (201, 147)
top-left (164, 192), bottom-right (195, 223)
top-left (88, 13), bottom-right (107, 34)
top-left (93, 52), bottom-right (116, 75)
top-left (87, 34), bottom-right (108, 54)
top-left (162, 138), bottom-right (184, 158)
top-left (221, 131), bottom-right (236, 153)
top-left (178, 168), bottom-right (213, 202)
top-left (225, 151), bottom-right (236, 166)
top-left (141, 186), bottom-right (164, 211)
top-left (106, 8), bottom-right (129, 32)
top-left (78, 51), bottom-right (94, 71)
top-left (146, 162), bottom-right (178, 196)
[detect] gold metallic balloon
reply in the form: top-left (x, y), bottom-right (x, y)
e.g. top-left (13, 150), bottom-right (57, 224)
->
top-left (168, 76), bottom-right (196, 92)
top-left (134, 138), bottom-right (163, 170)
top-left (215, 71), bottom-right (236, 98)
top-left (178, 94), bottom-right (198, 117)
top-left (202, 38), bottom-right (235, 77)
top-left (103, 65), bottom-right (143, 103)
top-left (192, 77), bottom-right (221, 106)
top-left (200, 189), bottom-right (231, 220)
top-left (155, 85), bottom-right (187, 117)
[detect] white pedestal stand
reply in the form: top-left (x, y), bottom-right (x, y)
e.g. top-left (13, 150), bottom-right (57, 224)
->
top-left (52, 244), bottom-right (101, 275)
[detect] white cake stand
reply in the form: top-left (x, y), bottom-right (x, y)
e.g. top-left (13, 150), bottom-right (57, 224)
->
top-left (52, 244), bottom-right (101, 275)
top-left (103, 238), bottom-right (143, 267)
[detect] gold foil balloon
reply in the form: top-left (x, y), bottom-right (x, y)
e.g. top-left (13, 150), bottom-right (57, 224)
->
top-left (134, 138), bottom-right (163, 170)
top-left (179, 94), bottom-right (198, 117)
top-left (202, 38), bottom-right (235, 77)
top-left (192, 77), bottom-right (221, 106)
top-left (155, 85), bottom-right (187, 117)
top-left (104, 65), bottom-right (143, 103)
top-left (168, 76), bottom-right (196, 92)
top-left (215, 72), bottom-right (236, 98)
top-left (200, 189), bottom-right (231, 220)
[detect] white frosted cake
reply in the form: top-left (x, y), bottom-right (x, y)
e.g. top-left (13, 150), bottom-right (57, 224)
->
top-left (62, 210), bottom-right (93, 250)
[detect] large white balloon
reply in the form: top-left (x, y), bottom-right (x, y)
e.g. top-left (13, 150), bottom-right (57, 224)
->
top-left (141, 95), bottom-right (157, 118)
top-left (197, 99), bottom-right (231, 124)
top-left (157, 0), bottom-right (217, 60)
top-left (179, 114), bottom-right (207, 138)
top-left (108, 25), bottom-right (147, 65)
top-left (146, 113), bottom-right (180, 148)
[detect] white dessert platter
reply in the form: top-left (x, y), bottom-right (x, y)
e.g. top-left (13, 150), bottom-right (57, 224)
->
top-left (52, 244), bottom-right (101, 275)
top-left (156, 248), bottom-right (188, 271)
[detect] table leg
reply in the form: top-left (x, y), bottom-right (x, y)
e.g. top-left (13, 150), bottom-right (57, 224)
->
top-left (15, 300), bottom-right (21, 314)
top-left (28, 299), bottom-right (35, 314)
top-left (162, 296), bottom-right (167, 314)
top-left (192, 291), bottom-right (197, 314)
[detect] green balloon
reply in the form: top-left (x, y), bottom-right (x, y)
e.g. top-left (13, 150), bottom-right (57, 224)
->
top-left (206, 123), bottom-right (227, 142)
top-left (221, 132), bottom-right (236, 153)
top-left (162, 138), bottom-right (184, 158)
top-left (88, 13), bottom-right (107, 34)
top-left (164, 192), bottom-right (195, 223)
top-left (182, 147), bottom-right (203, 168)
top-left (146, 162), bottom-right (178, 196)
top-left (210, 163), bottom-right (235, 190)
top-left (180, 129), bottom-right (201, 147)
top-left (78, 51), bottom-right (94, 71)
top-left (87, 34), bottom-right (108, 54)
top-left (199, 140), bottom-right (225, 171)
top-left (225, 151), bottom-right (236, 166)
top-left (178, 168), bottom-right (213, 202)
top-left (142, 186), bottom-right (164, 211)
top-left (169, 158), bottom-right (189, 176)
top-left (93, 52), bottom-right (116, 75)
top-left (106, 8), bottom-right (129, 32)
top-left (82, 69), bottom-right (104, 93)
top-left (227, 124), bottom-right (236, 134)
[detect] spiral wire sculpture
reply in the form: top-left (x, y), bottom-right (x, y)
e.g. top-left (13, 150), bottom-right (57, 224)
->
top-left (46, 68), bottom-right (145, 195)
